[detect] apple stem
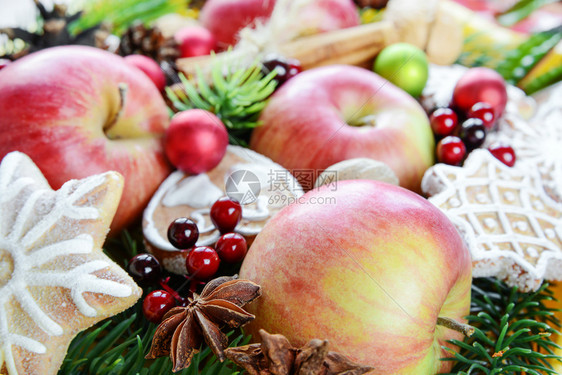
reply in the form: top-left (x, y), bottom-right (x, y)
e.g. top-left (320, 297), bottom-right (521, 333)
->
top-left (104, 82), bottom-right (128, 135)
top-left (437, 317), bottom-right (475, 337)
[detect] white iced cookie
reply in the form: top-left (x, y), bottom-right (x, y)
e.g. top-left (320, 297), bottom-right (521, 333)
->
top-left (314, 158), bottom-right (399, 189)
top-left (143, 145), bottom-right (303, 274)
top-left (422, 150), bottom-right (562, 292)
top-left (0, 151), bottom-right (141, 375)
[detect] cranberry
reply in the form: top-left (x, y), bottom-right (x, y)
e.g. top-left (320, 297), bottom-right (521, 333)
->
top-left (262, 55), bottom-right (302, 86)
top-left (458, 118), bottom-right (487, 151)
top-left (143, 290), bottom-right (176, 323)
top-left (215, 233), bottom-right (248, 263)
top-left (167, 217), bottom-right (199, 249)
top-left (210, 197), bottom-right (242, 233)
top-left (430, 108), bottom-right (458, 136)
top-left (488, 142), bottom-right (516, 167)
top-left (186, 246), bottom-right (220, 280)
top-left (436, 136), bottom-right (466, 166)
top-left (128, 253), bottom-right (162, 285)
top-left (468, 102), bottom-right (496, 129)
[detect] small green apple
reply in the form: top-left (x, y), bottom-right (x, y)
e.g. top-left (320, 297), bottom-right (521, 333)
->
top-left (373, 43), bottom-right (429, 97)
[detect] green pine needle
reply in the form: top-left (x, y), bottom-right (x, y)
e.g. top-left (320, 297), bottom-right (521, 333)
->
top-left (440, 278), bottom-right (561, 374)
top-left (495, 27), bottom-right (562, 85)
top-left (166, 55), bottom-right (278, 147)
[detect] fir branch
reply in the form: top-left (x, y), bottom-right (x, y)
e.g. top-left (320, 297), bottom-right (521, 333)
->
top-left (495, 27), bottom-right (562, 85)
top-left (166, 56), bottom-right (278, 146)
top-left (440, 278), bottom-right (561, 374)
top-left (497, 0), bottom-right (560, 27)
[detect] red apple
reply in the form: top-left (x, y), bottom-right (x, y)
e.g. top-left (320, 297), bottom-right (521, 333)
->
top-left (250, 65), bottom-right (435, 192)
top-left (123, 54), bottom-right (166, 92)
top-left (0, 59), bottom-right (11, 70)
top-left (240, 180), bottom-right (472, 373)
top-left (200, 0), bottom-right (359, 48)
top-left (0, 46), bottom-right (171, 233)
top-left (164, 109), bottom-right (229, 174)
top-left (452, 67), bottom-right (508, 118)
top-left (174, 25), bottom-right (218, 58)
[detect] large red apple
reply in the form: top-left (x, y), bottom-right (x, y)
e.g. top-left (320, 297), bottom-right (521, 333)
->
top-left (250, 65), bottom-right (435, 192)
top-left (240, 180), bottom-right (472, 373)
top-left (200, 0), bottom-right (359, 48)
top-left (0, 46), bottom-right (171, 233)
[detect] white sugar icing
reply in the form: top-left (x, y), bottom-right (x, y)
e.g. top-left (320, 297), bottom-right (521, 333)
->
top-left (0, 151), bottom-right (133, 372)
top-left (162, 174), bottom-right (223, 209)
top-left (143, 145), bottom-right (303, 253)
top-left (422, 150), bottom-right (562, 292)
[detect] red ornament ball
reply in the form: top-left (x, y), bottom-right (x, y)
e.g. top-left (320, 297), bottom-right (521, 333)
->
top-left (436, 136), bottom-right (466, 166)
top-left (488, 142), bottom-right (516, 167)
top-left (186, 246), bottom-right (221, 280)
top-left (123, 54), bottom-right (166, 92)
top-left (164, 109), bottom-right (229, 174)
top-left (174, 25), bottom-right (217, 58)
top-left (452, 67), bottom-right (507, 118)
top-left (215, 232), bottom-right (248, 263)
top-left (143, 290), bottom-right (176, 323)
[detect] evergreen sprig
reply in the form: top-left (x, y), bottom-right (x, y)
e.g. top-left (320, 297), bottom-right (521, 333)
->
top-left (440, 278), bottom-right (561, 374)
top-left (495, 26), bottom-right (562, 85)
top-left (166, 57), bottom-right (278, 146)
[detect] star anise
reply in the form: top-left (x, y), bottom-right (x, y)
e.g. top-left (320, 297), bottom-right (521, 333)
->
top-left (225, 329), bottom-right (376, 375)
top-left (145, 276), bottom-right (261, 372)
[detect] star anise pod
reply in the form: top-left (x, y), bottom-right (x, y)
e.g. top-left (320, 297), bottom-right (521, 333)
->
top-left (145, 276), bottom-right (261, 372)
top-left (225, 329), bottom-right (376, 375)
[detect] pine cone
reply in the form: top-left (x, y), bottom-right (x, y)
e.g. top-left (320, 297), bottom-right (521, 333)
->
top-left (118, 22), bottom-right (179, 62)
top-left (354, 0), bottom-right (389, 9)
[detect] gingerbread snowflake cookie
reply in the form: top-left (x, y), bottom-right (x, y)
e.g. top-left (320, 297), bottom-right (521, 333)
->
top-left (0, 152), bottom-right (142, 375)
top-left (143, 145), bottom-right (303, 274)
top-left (422, 150), bottom-right (562, 292)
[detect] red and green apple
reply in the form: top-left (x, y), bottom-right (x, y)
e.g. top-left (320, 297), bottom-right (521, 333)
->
top-left (240, 179), bottom-right (473, 373)
top-left (0, 46), bottom-right (171, 233)
top-left (250, 64), bottom-right (435, 192)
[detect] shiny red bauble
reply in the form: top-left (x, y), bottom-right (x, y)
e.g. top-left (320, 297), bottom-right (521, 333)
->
top-left (123, 54), bottom-right (166, 92)
top-left (488, 142), bottom-right (516, 167)
top-left (174, 25), bottom-right (217, 58)
top-left (164, 109), bottom-right (229, 174)
top-left (210, 197), bottom-right (242, 233)
top-left (186, 246), bottom-right (221, 280)
top-left (436, 136), bottom-right (466, 166)
top-left (143, 290), bottom-right (176, 323)
top-left (215, 232), bottom-right (248, 263)
top-left (452, 67), bottom-right (507, 118)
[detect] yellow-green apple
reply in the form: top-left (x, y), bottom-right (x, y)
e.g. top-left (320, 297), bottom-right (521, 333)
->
top-left (250, 65), bottom-right (435, 192)
top-left (0, 46), bottom-right (171, 233)
top-left (200, 0), bottom-right (359, 48)
top-left (240, 180), bottom-right (472, 374)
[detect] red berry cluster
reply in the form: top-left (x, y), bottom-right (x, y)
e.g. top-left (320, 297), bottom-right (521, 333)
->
top-left (132, 197), bottom-right (249, 324)
top-left (430, 102), bottom-right (515, 167)
top-left (166, 196), bottom-right (247, 280)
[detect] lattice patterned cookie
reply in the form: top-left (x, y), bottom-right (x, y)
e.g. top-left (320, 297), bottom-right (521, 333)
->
top-left (487, 82), bottom-right (562, 202)
top-left (422, 150), bottom-right (562, 292)
top-left (0, 152), bottom-right (142, 375)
